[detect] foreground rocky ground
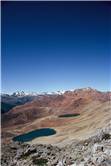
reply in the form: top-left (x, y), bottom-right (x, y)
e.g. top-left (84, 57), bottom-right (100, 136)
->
top-left (1, 122), bottom-right (111, 166)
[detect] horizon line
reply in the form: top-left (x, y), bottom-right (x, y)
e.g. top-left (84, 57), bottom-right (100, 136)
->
top-left (1, 86), bottom-right (111, 95)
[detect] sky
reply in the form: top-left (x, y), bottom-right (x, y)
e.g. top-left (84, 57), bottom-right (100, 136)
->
top-left (1, 1), bottom-right (111, 93)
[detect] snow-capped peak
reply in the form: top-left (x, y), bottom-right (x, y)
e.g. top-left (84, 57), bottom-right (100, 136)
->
top-left (2, 88), bottom-right (99, 97)
top-left (10, 91), bottom-right (38, 97)
top-left (73, 87), bottom-right (97, 92)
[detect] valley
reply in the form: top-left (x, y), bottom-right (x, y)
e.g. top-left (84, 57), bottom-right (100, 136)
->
top-left (1, 88), bottom-right (111, 166)
top-left (2, 88), bottom-right (111, 146)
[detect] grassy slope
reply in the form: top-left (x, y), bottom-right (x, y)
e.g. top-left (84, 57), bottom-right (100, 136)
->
top-left (2, 101), bottom-right (111, 146)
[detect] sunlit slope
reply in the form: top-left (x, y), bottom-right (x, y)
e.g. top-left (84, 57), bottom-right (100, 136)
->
top-left (2, 88), bottom-right (111, 145)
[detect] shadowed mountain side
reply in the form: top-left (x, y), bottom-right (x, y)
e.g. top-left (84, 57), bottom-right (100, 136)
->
top-left (1, 94), bottom-right (37, 114)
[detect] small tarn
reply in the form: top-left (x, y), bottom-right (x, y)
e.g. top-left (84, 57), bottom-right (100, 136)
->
top-left (58, 113), bottom-right (80, 118)
top-left (13, 128), bottom-right (56, 142)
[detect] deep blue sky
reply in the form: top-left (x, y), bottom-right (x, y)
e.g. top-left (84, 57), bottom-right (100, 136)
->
top-left (2, 2), bottom-right (111, 93)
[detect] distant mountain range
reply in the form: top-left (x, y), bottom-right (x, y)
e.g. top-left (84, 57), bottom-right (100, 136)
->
top-left (1, 94), bottom-right (37, 114)
top-left (1, 88), bottom-right (110, 114)
top-left (1, 90), bottom-right (65, 114)
top-left (1, 90), bottom-right (65, 97)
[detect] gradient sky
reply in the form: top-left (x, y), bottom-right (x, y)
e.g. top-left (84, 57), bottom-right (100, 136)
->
top-left (1, 1), bottom-right (111, 93)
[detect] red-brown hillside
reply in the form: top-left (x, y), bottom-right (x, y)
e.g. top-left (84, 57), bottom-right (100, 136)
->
top-left (2, 88), bottom-right (110, 127)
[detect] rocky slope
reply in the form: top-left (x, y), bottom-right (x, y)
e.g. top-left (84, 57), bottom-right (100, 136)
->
top-left (1, 122), bottom-right (111, 166)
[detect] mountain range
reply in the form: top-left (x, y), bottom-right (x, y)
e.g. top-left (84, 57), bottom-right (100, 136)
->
top-left (1, 87), bottom-right (111, 145)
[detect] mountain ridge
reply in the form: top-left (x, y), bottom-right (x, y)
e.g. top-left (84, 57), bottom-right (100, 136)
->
top-left (2, 87), bottom-right (110, 97)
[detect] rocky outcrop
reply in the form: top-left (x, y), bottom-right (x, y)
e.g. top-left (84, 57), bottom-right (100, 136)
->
top-left (1, 123), bottom-right (111, 166)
